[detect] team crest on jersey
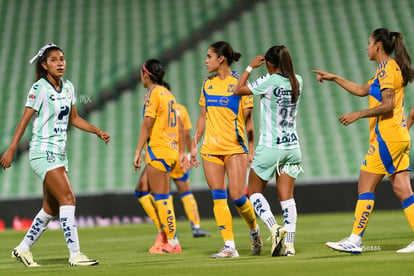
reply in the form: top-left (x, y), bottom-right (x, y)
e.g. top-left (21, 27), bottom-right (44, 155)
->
top-left (65, 87), bottom-right (71, 98)
top-left (227, 84), bottom-right (235, 93)
top-left (46, 151), bottom-right (56, 163)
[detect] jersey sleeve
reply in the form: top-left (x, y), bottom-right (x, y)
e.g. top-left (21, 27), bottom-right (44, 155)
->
top-left (144, 90), bottom-right (160, 118)
top-left (199, 79), bottom-right (207, 106)
top-left (241, 95), bottom-right (254, 109)
top-left (25, 83), bottom-right (45, 111)
top-left (247, 74), bottom-right (271, 96)
top-left (378, 62), bottom-right (396, 90)
top-left (68, 80), bottom-right (77, 105)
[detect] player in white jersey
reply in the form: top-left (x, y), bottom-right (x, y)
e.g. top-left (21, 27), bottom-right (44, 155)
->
top-left (234, 45), bottom-right (303, 257)
top-left (0, 43), bottom-right (110, 267)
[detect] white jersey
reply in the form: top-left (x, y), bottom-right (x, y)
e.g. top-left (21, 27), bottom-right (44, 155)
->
top-left (25, 77), bottom-right (76, 154)
top-left (248, 73), bottom-right (302, 149)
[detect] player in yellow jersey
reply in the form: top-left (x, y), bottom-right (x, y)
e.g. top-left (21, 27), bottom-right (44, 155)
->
top-left (312, 28), bottom-right (414, 254)
top-left (170, 103), bottom-right (210, 237)
top-left (134, 100), bottom-right (210, 254)
top-left (134, 59), bottom-right (189, 254)
top-left (190, 41), bottom-right (261, 258)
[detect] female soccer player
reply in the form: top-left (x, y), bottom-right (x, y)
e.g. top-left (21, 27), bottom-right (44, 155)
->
top-left (134, 101), bottom-right (210, 254)
top-left (133, 59), bottom-right (188, 254)
top-left (234, 45), bottom-right (303, 257)
top-left (190, 41), bottom-right (261, 258)
top-left (0, 43), bottom-right (110, 267)
top-left (312, 28), bottom-right (414, 254)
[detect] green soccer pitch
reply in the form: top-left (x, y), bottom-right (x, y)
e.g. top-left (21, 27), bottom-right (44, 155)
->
top-left (1, 210), bottom-right (414, 276)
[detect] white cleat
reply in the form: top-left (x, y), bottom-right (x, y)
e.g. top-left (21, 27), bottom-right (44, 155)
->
top-left (68, 253), bottom-right (99, 266)
top-left (397, 241), bottom-right (414, 253)
top-left (326, 238), bottom-right (362, 254)
top-left (11, 248), bottom-right (40, 267)
top-left (279, 243), bottom-right (295, 256)
top-left (210, 246), bottom-right (239, 258)
top-left (270, 225), bottom-right (287, 257)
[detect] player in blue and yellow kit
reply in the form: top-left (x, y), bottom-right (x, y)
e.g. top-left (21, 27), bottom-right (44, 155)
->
top-left (134, 59), bottom-right (188, 254)
top-left (190, 41), bottom-right (261, 258)
top-left (313, 28), bottom-right (414, 253)
top-left (134, 101), bottom-right (210, 254)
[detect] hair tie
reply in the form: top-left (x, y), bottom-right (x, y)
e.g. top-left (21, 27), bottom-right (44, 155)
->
top-left (142, 62), bottom-right (156, 78)
top-left (29, 43), bottom-right (57, 64)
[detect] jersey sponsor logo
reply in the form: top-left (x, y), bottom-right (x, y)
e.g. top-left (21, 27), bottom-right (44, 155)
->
top-left (50, 94), bottom-right (56, 101)
top-left (273, 86), bottom-right (292, 97)
top-left (219, 96), bottom-right (229, 106)
top-left (276, 132), bottom-right (298, 145)
top-left (58, 105), bottom-right (70, 120)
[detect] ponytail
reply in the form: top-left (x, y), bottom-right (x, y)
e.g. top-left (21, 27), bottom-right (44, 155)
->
top-left (372, 28), bottom-right (414, 86)
top-left (392, 32), bottom-right (414, 86)
top-left (142, 59), bottom-right (169, 86)
top-left (265, 45), bottom-right (299, 103)
top-left (210, 41), bottom-right (241, 66)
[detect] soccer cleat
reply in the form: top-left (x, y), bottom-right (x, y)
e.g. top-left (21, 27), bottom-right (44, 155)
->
top-left (270, 225), bottom-right (287, 257)
top-left (162, 242), bottom-right (182, 253)
top-left (11, 248), bottom-right (40, 267)
top-left (192, 227), bottom-right (211, 238)
top-left (149, 231), bottom-right (167, 253)
top-left (397, 241), bottom-right (414, 253)
top-left (250, 227), bottom-right (263, 255)
top-left (211, 246), bottom-right (239, 258)
top-left (279, 243), bottom-right (295, 256)
top-left (150, 242), bottom-right (182, 254)
top-left (326, 238), bottom-right (362, 254)
top-left (68, 253), bottom-right (99, 266)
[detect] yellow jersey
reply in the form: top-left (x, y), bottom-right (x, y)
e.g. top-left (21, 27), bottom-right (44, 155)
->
top-left (143, 85), bottom-right (179, 152)
top-left (366, 58), bottom-right (410, 143)
top-left (199, 71), bottom-right (253, 155)
top-left (176, 103), bottom-right (192, 131)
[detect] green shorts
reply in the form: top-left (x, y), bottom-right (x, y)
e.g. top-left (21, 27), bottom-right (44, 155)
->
top-left (251, 145), bottom-right (302, 180)
top-left (29, 150), bottom-right (68, 181)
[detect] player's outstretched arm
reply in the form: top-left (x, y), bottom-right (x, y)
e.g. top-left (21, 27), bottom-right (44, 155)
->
top-left (0, 107), bottom-right (35, 169)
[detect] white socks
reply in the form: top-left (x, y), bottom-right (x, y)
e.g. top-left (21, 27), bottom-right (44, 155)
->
top-left (17, 208), bottom-right (54, 252)
top-left (60, 205), bottom-right (80, 258)
top-left (250, 193), bottom-right (278, 232)
top-left (250, 193), bottom-right (297, 244)
top-left (280, 198), bottom-right (297, 244)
